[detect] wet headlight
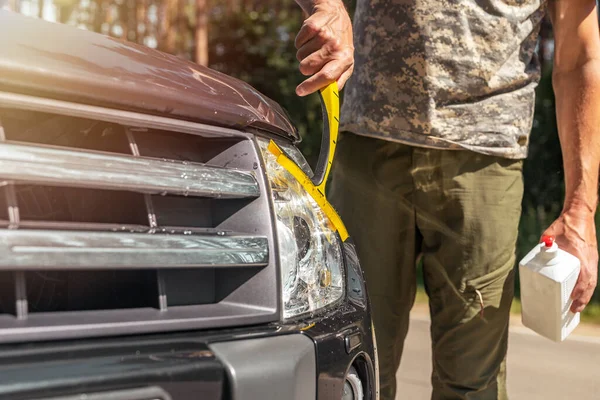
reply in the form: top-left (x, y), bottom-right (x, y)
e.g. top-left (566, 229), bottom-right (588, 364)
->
top-left (258, 138), bottom-right (344, 319)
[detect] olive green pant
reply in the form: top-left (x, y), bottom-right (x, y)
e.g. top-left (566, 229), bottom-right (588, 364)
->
top-left (328, 133), bottom-right (524, 400)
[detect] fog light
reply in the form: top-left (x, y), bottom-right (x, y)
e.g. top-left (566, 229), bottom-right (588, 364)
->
top-left (342, 366), bottom-right (364, 400)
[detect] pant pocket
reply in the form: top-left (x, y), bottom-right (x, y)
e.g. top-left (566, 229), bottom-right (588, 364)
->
top-left (461, 264), bottom-right (515, 322)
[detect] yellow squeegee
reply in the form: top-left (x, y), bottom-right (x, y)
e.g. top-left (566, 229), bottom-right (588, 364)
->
top-left (267, 82), bottom-right (348, 242)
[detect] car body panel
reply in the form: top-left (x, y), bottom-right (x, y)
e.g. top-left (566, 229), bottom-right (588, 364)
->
top-left (0, 11), bottom-right (298, 141)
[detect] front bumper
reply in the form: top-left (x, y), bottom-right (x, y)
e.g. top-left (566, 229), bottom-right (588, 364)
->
top-left (0, 319), bottom-right (373, 400)
top-left (210, 334), bottom-right (316, 399)
top-left (0, 242), bottom-right (375, 400)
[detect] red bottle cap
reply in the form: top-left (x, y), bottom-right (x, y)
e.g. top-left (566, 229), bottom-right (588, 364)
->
top-left (541, 235), bottom-right (555, 248)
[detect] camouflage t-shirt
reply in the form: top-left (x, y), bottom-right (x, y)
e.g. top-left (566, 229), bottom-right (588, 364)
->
top-left (340, 0), bottom-right (547, 159)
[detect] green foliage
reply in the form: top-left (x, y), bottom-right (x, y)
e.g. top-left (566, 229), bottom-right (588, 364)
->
top-left (522, 68), bottom-right (564, 216)
top-left (207, 1), bottom-right (323, 166)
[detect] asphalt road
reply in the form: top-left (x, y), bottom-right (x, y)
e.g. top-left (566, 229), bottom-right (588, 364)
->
top-left (396, 314), bottom-right (600, 399)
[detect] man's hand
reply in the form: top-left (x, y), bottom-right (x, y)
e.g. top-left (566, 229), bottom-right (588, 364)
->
top-left (549, 0), bottom-right (600, 312)
top-left (543, 209), bottom-right (598, 313)
top-left (294, 0), bottom-right (354, 96)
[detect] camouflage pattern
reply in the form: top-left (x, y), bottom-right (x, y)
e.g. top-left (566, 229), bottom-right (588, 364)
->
top-left (340, 0), bottom-right (547, 159)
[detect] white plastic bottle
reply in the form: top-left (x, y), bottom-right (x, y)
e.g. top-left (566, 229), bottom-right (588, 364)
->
top-left (518, 235), bottom-right (581, 342)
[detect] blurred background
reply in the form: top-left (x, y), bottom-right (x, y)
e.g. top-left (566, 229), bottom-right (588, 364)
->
top-left (1, 0), bottom-right (599, 321)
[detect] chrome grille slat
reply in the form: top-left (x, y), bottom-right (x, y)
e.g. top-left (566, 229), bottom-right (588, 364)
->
top-left (0, 141), bottom-right (260, 198)
top-left (9, 220), bottom-right (233, 235)
top-left (0, 104), bottom-right (278, 344)
top-left (15, 221), bottom-right (150, 232)
top-left (0, 230), bottom-right (268, 269)
top-left (0, 302), bottom-right (275, 344)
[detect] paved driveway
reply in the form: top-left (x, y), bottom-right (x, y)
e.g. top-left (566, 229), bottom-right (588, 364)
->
top-left (396, 312), bottom-right (600, 399)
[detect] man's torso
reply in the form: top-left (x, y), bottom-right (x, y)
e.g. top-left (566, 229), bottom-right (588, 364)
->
top-left (341, 0), bottom-right (547, 159)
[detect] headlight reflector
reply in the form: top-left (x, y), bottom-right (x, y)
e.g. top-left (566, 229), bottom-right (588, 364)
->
top-left (258, 139), bottom-right (344, 319)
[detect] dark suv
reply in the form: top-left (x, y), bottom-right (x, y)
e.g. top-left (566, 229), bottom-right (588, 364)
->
top-left (0, 11), bottom-right (377, 400)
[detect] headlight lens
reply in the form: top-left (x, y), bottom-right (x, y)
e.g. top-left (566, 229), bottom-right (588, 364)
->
top-left (258, 138), bottom-right (344, 319)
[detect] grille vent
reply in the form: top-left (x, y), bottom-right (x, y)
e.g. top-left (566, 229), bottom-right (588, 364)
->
top-left (0, 106), bottom-right (277, 343)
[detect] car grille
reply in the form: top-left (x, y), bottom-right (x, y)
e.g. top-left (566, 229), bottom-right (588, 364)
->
top-left (0, 98), bottom-right (279, 343)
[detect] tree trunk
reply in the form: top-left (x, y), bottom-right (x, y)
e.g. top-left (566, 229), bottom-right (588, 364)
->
top-left (159, 0), bottom-right (179, 54)
top-left (8, 0), bottom-right (18, 12)
top-left (56, 0), bottom-right (77, 24)
top-left (128, 0), bottom-right (138, 42)
top-left (177, 0), bottom-right (187, 56)
top-left (119, 0), bottom-right (129, 40)
top-left (228, 0), bottom-right (241, 13)
top-left (137, 0), bottom-right (147, 45)
top-left (92, 0), bottom-right (104, 33)
top-left (195, 0), bottom-right (208, 65)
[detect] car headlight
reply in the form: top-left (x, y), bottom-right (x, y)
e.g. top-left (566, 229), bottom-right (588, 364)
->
top-left (258, 138), bottom-right (344, 319)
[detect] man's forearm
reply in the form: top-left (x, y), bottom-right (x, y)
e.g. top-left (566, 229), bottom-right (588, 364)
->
top-left (544, 0), bottom-right (599, 311)
top-left (550, 0), bottom-right (600, 216)
top-left (553, 61), bottom-right (600, 216)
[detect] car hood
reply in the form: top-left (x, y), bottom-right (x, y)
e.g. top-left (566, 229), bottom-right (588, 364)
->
top-left (0, 11), bottom-right (298, 140)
